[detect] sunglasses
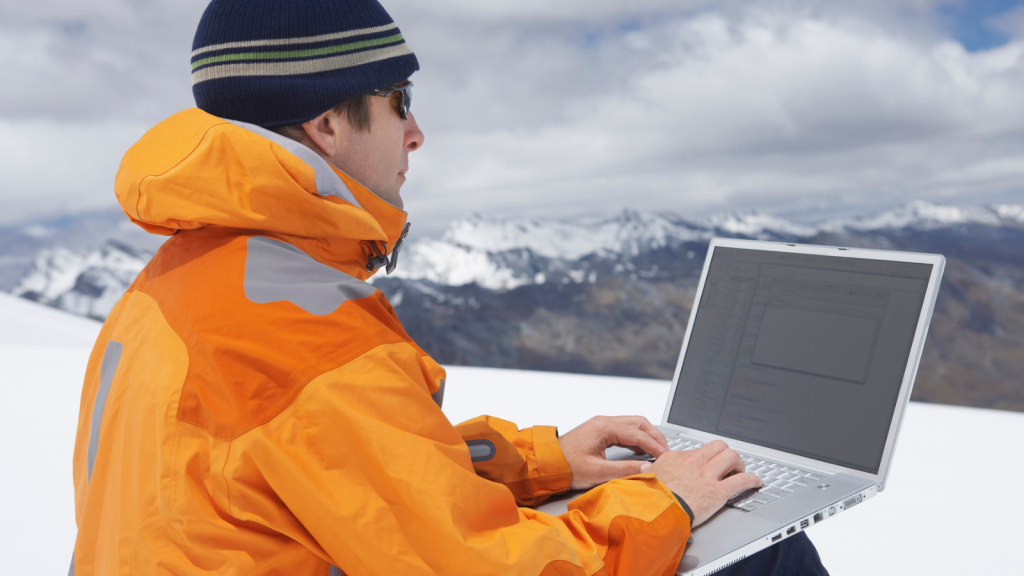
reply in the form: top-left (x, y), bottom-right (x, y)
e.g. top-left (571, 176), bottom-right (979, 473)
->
top-left (369, 81), bottom-right (413, 120)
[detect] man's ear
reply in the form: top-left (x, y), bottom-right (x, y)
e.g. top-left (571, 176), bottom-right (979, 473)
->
top-left (301, 111), bottom-right (341, 157)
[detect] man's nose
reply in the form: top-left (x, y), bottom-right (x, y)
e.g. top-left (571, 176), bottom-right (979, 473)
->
top-left (405, 112), bottom-right (424, 152)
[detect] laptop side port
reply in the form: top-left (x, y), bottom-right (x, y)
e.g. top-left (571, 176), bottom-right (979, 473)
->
top-left (800, 519), bottom-right (810, 529)
top-left (813, 511), bottom-right (824, 522)
top-left (772, 534), bottom-right (782, 542)
top-left (786, 526), bottom-right (796, 535)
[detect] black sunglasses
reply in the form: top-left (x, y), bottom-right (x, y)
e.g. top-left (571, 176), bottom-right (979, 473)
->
top-left (369, 82), bottom-right (412, 120)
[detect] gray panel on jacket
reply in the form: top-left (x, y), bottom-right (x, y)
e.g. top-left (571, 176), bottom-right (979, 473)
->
top-left (244, 236), bottom-right (376, 315)
top-left (87, 340), bottom-right (123, 481)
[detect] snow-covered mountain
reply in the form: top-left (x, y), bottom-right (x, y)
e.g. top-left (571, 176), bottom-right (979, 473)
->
top-left (388, 201), bottom-right (1024, 290)
top-left (12, 240), bottom-right (152, 320)
top-left (6, 200), bottom-right (1024, 315)
top-left (3, 201), bottom-right (1023, 414)
top-left (0, 208), bottom-right (166, 292)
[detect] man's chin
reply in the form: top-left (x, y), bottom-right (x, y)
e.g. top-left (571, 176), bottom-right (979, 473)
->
top-left (391, 175), bottom-right (406, 209)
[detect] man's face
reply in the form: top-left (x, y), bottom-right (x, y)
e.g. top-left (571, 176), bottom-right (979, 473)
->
top-left (313, 89), bottom-right (424, 209)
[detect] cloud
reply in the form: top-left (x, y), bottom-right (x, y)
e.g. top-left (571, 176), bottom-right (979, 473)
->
top-left (396, 8), bottom-right (1024, 232)
top-left (0, 0), bottom-right (1022, 230)
top-left (0, 118), bottom-right (151, 221)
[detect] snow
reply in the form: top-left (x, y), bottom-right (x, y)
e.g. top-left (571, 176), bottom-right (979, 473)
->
top-left (834, 200), bottom-right (1005, 231)
top-left (3, 294), bottom-right (1020, 575)
top-left (443, 211), bottom-right (708, 260)
top-left (0, 291), bottom-right (101, 347)
top-left (388, 201), bottom-right (1024, 290)
top-left (996, 203), bottom-right (1024, 222)
top-left (11, 241), bottom-right (151, 319)
top-left (442, 365), bottom-right (1023, 575)
top-left (0, 293), bottom-right (100, 575)
top-left (388, 237), bottom-right (531, 290)
top-left (706, 212), bottom-right (817, 238)
top-left (12, 246), bottom-right (86, 302)
top-left (388, 210), bottom-right (711, 289)
top-left (16, 203), bottom-right (1024, 301)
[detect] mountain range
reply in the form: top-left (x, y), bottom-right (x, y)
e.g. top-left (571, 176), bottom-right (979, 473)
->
top-left (3, 200), bottom-right (1022, 412)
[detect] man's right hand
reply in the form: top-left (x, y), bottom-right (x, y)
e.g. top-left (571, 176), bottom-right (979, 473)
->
top-left (641, 440), bottom-right (762, 528)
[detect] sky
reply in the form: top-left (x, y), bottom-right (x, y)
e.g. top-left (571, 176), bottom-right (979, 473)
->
top-left (0, 0), bottom-right (1022, 236)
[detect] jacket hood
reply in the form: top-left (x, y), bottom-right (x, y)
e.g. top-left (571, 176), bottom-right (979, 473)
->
top-left (115, 108), bottom-right (408, 280)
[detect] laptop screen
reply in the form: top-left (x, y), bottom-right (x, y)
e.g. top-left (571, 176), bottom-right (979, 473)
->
top-left (667, 246), bottom-right (933, 474)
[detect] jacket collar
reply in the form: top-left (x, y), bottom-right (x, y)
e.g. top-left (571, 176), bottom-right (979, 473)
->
top-left (115, 109), bottom-right (408, 280)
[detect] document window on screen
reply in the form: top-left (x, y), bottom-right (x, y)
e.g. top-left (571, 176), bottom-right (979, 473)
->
top-left (748, 269), bottom-right (887, 384)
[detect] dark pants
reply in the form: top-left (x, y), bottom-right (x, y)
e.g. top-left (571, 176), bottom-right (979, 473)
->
top-left (715, 533), bottom-right (829, 576)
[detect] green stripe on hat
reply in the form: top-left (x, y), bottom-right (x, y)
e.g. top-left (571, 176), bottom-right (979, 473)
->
top-left (192, 33), bottom-right (405, 71)
top-left (191, 43), bottom-right (414, 84)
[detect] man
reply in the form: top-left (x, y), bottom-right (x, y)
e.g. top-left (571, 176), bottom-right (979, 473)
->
top-left (70, 1), bottom-right (828, 574)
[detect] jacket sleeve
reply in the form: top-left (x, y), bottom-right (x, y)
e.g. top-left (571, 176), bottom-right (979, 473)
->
top-left (455, 415), bottom-right (573, 506)
top-left (236, 342), bottom-right (691, 576)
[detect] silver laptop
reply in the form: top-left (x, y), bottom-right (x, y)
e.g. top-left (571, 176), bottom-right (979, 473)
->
top-left (537, 238), bottom-right (945, 575)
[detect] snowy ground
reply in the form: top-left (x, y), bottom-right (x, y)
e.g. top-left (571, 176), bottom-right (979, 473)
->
top-left (2, 292), bottom-right (1020, 575)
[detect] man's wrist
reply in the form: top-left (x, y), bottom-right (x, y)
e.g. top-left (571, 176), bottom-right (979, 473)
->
top-left (671, 492), bottom-right (695, 528)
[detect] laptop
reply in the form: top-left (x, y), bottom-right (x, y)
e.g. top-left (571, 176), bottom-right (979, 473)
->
top-left (537, 238), bottom-right (945, 575)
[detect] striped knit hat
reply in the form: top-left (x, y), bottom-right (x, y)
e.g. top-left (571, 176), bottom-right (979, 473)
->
top-left (191, 0), bottom-right (418, 128)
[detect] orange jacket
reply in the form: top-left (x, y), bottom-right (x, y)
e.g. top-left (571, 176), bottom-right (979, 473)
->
top-left (70, 109), bottom-right (691, 575)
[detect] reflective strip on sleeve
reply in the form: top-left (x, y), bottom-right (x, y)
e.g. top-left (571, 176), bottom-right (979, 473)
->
top-left (329, 565), bottom-right (343, 576)
top-left (465, 439), bottom-right (496, 463)
top-left (87, 340), bottom-right (123, 481)
top-left (431, 379), bottom-right (445, 408)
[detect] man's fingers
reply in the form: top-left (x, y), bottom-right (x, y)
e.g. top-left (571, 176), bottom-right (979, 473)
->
top-left (605, 458), bottom-right (647, 480)
top-left (706, 447), bottom-right (745, 480)
top-left (624, 416), bottom-right (669, 452)
top-left (694, 439), bottom-right (729, 465)
top-left (609, 425), bottom-right (667, 458)
top-left (719, 472), bottom-right (763, 497)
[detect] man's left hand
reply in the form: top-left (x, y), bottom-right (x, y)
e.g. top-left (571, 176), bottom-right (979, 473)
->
top-left (557, 416), bottom-right (669, 490)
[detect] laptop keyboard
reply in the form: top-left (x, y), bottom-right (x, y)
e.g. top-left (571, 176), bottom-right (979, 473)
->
top-left (667, 437), bottom-right (824, 512)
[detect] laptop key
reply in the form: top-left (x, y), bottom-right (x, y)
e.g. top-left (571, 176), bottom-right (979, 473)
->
top-left (737, 502), bottom-right (759, 512)
top-left (750, 492), bottom-right (776, 504)
top-left (761, 487), bottom-right (787, 499)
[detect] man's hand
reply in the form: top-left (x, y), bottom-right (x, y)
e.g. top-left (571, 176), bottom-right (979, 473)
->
top-left (557, 416), bottom-right (669, 490)
top-left (642, 440), bottom-right (762, 528)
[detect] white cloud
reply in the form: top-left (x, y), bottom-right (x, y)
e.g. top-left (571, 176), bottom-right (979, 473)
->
top-left (1, 0), bottom-right (1022, 229)
top-left (0, 119), bottom-right (150, 221)
top-left (399, 9), bottom-right (1024, 230)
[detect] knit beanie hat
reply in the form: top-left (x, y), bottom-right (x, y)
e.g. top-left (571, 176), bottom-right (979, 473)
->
top-left (191, 0), bottom-right (419, 128)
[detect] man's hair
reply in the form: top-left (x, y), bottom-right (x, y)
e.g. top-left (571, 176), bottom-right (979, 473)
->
top-left (274, 94), bottom-right (373, 140)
